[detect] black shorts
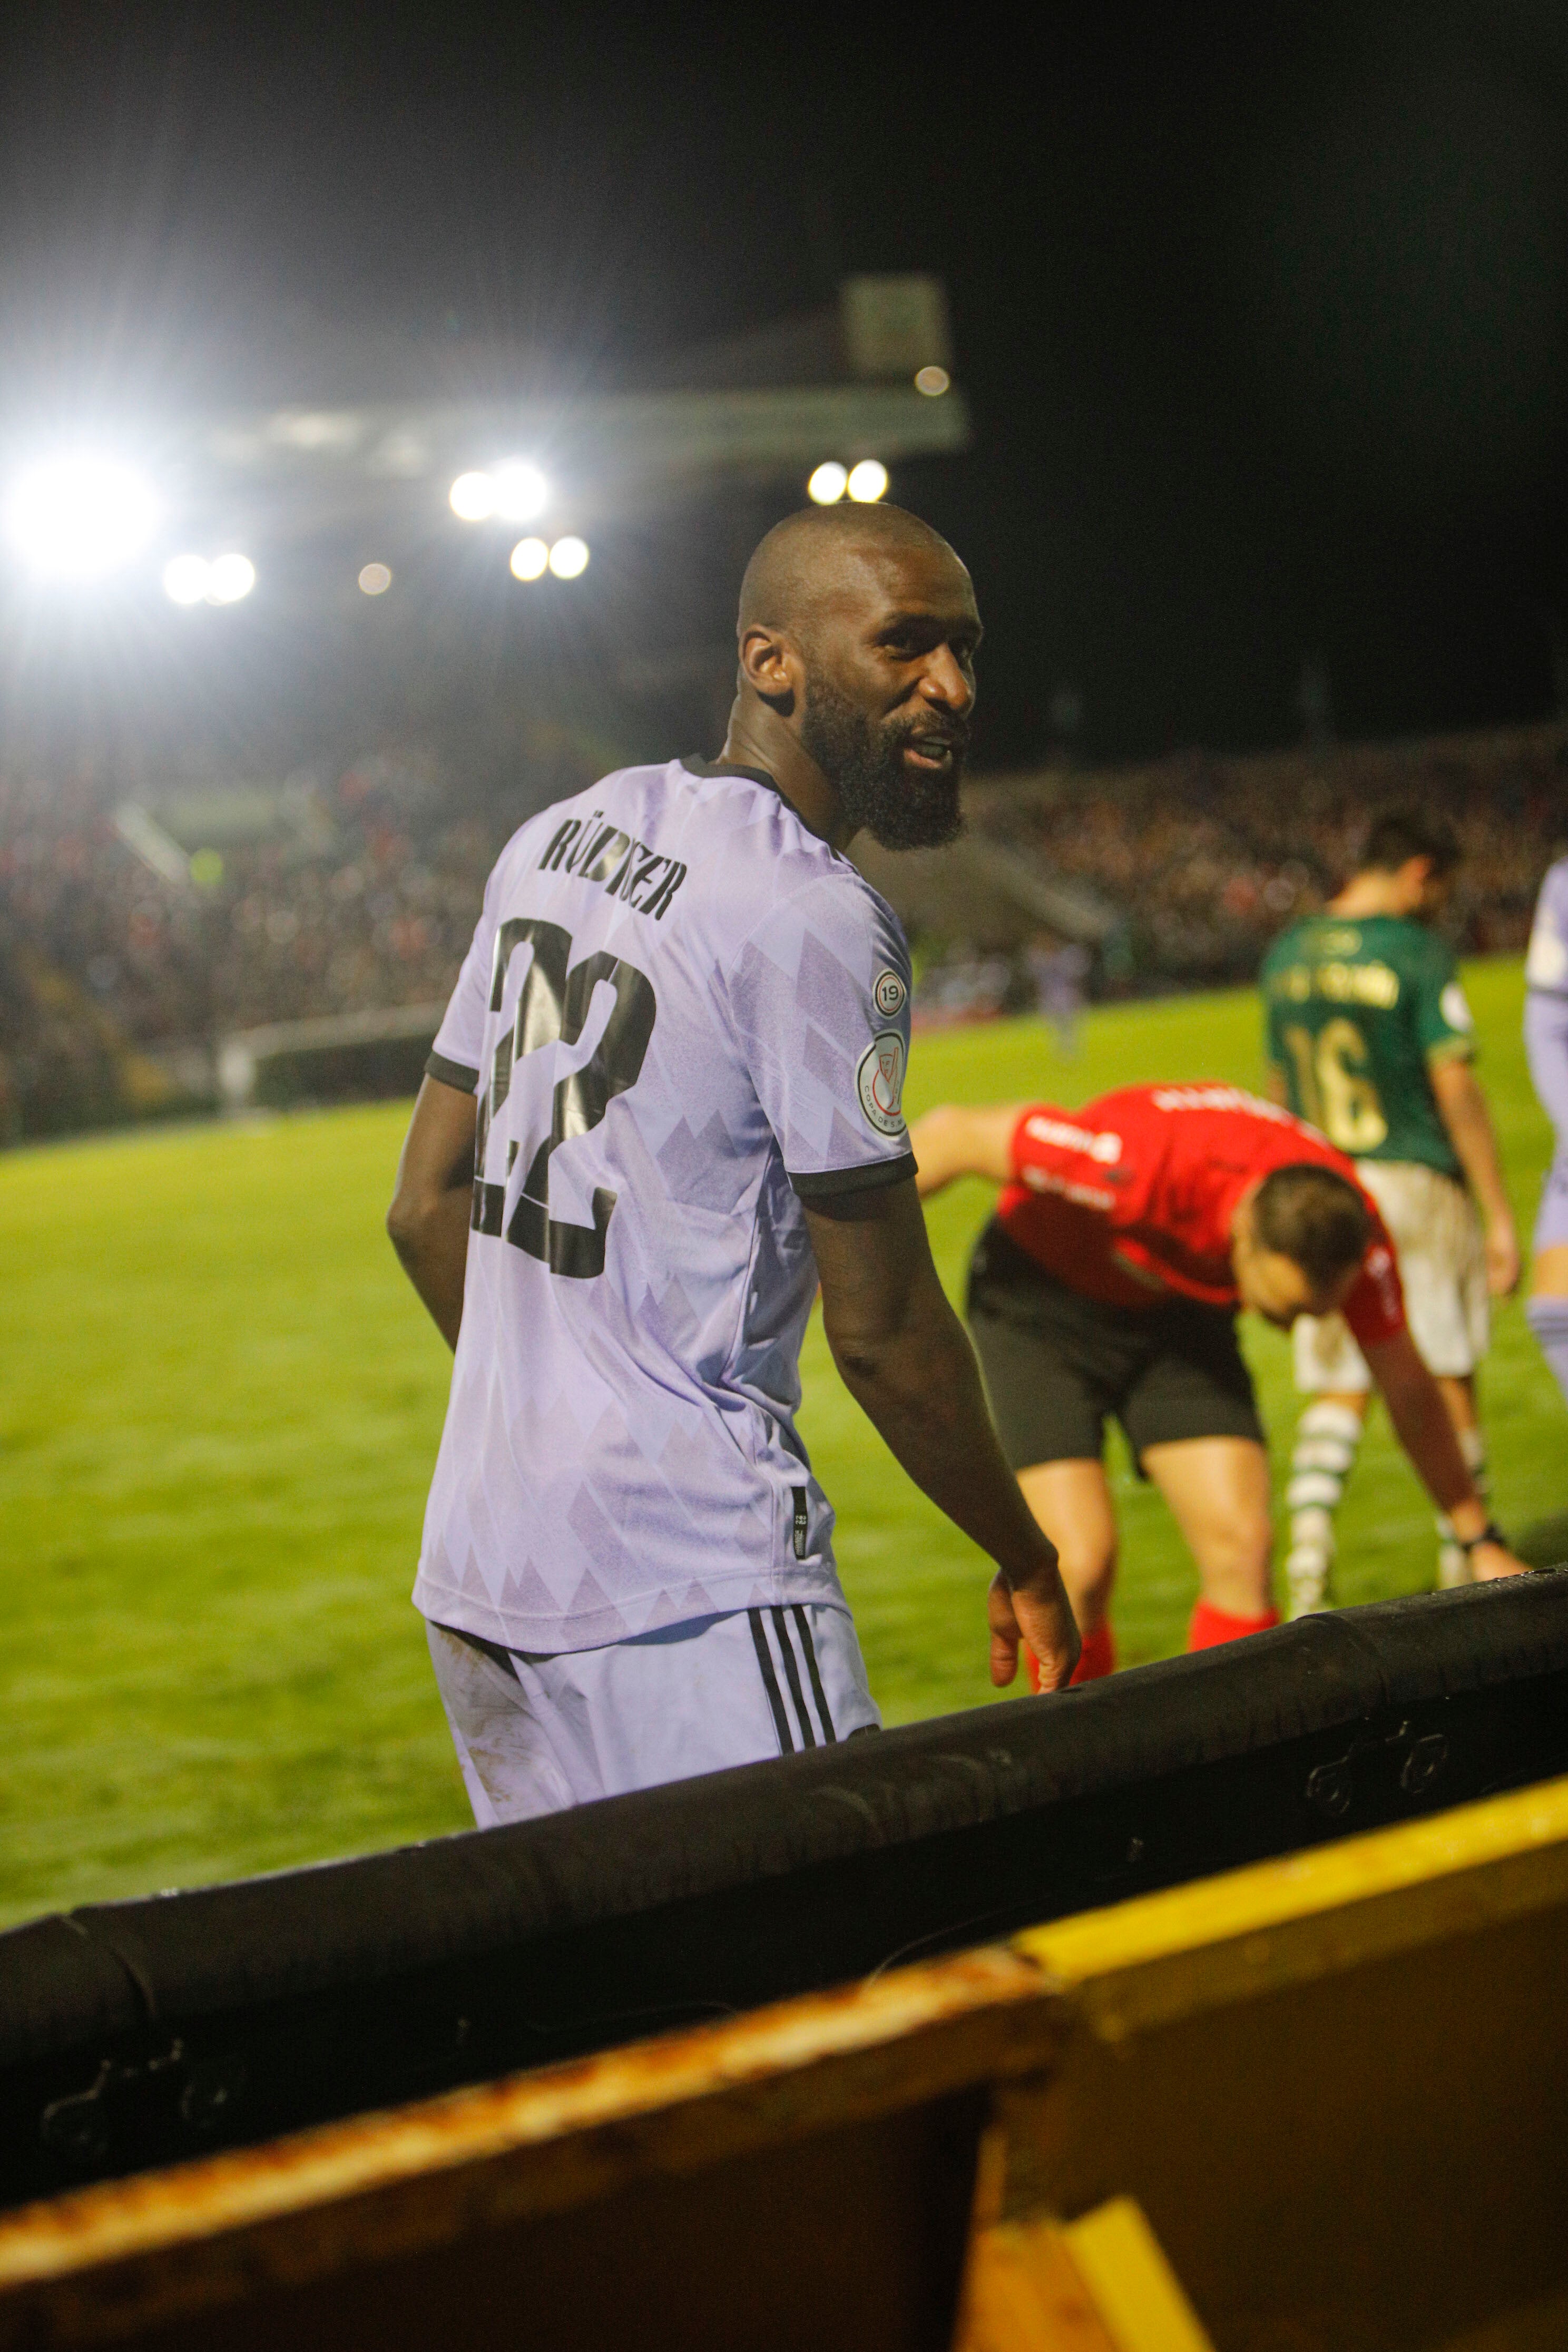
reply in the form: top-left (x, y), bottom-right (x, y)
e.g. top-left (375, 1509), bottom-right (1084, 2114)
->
top-left (966, 1220), bottom-right (1264, 1471)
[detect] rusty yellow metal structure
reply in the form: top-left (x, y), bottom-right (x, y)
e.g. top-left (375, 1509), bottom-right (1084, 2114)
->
top-left (2, 1772), bottom-right (1566, 2351)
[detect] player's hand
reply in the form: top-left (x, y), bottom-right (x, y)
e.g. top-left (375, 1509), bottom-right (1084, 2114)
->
top-left (1470, 1537), bottom-right (1532, 1581)
top-left (1484, 1222), bottom-right (1521, 1298)
top-left (988, 1560), bottom-right (1080, 1691)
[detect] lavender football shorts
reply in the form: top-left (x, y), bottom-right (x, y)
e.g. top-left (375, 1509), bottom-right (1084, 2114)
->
top-left (426, 1604), bottom-right (880, 1826)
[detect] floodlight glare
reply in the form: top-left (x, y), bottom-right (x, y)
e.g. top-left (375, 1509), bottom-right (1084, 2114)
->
top-left (163, 554), bottom-right (211, 606)
top-left (6, 455), bottom-right (158, 579)
top-left (449, 471), bottom-right (496, 521)
top-left (847, 459), bottom-right (888, 503)
top-left (914, 365), bottom-right (950, 397)
top-left (205, 553), bottom-right (256, 604)
top-left (509, 537), bottom-right (550, 581)
top-left (493, 462), bottom-right (549, 523)
top-left (548, 536), bottom-right (589, 579)
top-left (358, 562), bottom-right (393, 596)
top-left (808, 462), bottom-right (848, 505)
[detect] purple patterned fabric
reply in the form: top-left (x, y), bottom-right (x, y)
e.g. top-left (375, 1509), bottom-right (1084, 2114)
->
top-left (413, 759), bottom-right (914, 1654)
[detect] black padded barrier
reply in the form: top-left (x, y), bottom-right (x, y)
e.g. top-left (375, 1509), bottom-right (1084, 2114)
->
top-left (2, 1572), bottom-right (1566, 2207)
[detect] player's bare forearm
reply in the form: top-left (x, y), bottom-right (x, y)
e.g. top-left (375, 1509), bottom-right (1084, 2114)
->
top-left (387, 1076), bottom-right (477, 1350)
top-left (1365, 1330), bottom-right (1530, 1576)
top-left (1429, 1056), bottom-right (1519, 1292)
top-left (806, 1180), bottom-right (1080, 1688)
top-left (1370, 1330), bottom-right (1473, 1513)
top-left (392, 1193), bottom-right (471, 1349)
top-left (830, 1290), bottom-right (1043, 1571)
top-left (908, 1103), bottom-right (1025, 1198)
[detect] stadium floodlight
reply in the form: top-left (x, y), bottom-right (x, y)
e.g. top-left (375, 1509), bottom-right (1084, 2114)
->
top-left (358, 562), bottom-right (393, 596)
top-left (808, 462), bottom-right (848, 505)
top-left (449, 471), bottom-right (496, 521)
top-left (509, 537), bottom-right (550, 581)
top-left (163, 552), bottom-right (257, 607)
top-left (914, 365), bottom-right (950, 397)
top-left (205, 553), bottom-right (257, 604)
top-left (5, 455), bottom-right (158, 580)
top-left (493, 461), bottom-right (549, 523)
top-left (162, 554), bottom-right (211, 606)
top-left (847, 459), bottom-right (889, 503)
top-left (548, 535), bottom-right (589, 579)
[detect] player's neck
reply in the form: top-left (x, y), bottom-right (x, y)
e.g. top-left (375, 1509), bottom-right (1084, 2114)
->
top-left (1328, 875), bottom-right (1407, 919)
top-left (718, 701), bottom-right (849, 849)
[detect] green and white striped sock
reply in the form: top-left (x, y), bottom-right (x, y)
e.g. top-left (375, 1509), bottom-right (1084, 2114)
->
top-left (1284, 1400), bottom-right (1363, 1619)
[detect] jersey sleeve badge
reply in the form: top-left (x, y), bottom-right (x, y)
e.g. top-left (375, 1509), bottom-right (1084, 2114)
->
top-left (873, 967), bottom-right (907, 1018)
top-left (856, 1032), bottom-right (907, 1135)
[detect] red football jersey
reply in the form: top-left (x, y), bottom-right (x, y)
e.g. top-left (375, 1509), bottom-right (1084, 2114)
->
top-left (995, 1083), bottom-right (1406, 1348)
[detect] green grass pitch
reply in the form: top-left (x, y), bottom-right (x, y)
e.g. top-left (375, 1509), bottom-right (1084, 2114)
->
top-left (1, 958), bottom-right (1563, 1928)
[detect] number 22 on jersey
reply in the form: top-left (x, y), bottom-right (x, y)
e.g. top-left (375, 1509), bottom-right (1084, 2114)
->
top-left (473, 918), bottom-right (657, 1278)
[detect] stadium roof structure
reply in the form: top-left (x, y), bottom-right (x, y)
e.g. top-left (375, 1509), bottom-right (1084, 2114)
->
top-left (0, 276), bottom-right (970, 781)
top-left (163, 275), bottom-right (970, 541)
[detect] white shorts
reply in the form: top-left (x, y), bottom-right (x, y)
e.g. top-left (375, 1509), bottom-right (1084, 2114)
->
top-left (1293, 1160), bottom-right (1488, 1393)
top-left (426, 1604), bottom-right (881, 1827)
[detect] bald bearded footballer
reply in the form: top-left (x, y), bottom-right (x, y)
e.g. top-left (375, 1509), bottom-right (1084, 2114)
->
top-left (912, 1083), bottom-right (1526, 1685)
top-left (387, 505), bottom-right (1077, 1824)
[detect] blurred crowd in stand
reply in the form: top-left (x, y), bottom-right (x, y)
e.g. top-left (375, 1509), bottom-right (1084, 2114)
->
top-left (3, 724), bottom-right (1567, 1140)
top-left (0, 754), bottom-right (518, 1139)
top-left (912, 730), bottom-right (1568, 1026)
top-left (981, 741), bottom-right (1561, 982)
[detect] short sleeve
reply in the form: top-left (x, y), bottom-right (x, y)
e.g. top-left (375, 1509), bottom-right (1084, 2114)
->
top-left (427, 864), bottom-right (501, 1093)
top-left (1412, 938), bottom-right (1474, 1066)
top-left (1342, 1222), bottom-right (1407, 1351)
top-left (726, 870), bottom-right (915, 1197)
top-left (1259, 939), bottom-right (1298, 1091)
top-left (1262, 992), bottom-right (1287, 1086)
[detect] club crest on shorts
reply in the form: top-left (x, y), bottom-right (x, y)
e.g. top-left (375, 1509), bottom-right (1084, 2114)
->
top-left (873, 967), bottom-right (907, 1019)
top-left (857, 1031), bottom-right (907, 1134)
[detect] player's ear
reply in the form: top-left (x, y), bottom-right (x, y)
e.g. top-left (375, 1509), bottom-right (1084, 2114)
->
top-left (738, 622), bottom-right (800, 716)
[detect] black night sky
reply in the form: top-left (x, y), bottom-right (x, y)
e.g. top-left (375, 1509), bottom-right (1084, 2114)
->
top-left (6, 1), bottom-right (1568, 770)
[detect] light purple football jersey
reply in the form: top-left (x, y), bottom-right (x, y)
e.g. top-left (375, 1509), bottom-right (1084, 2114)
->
top-left (411, 756), bottom-right (916, 1653)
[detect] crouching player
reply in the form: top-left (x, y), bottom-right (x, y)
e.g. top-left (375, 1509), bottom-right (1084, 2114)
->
top-left (910, 1083), bottom-right (1528, 1682)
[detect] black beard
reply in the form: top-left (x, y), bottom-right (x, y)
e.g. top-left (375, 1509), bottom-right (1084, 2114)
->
top-left (799, 677), bottom-right (966, 850)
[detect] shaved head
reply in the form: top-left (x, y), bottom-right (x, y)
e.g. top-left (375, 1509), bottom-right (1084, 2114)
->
top-left (738, 502), bottom-right (967, 640)
top-left (724, 500), bottom-right (981, 852)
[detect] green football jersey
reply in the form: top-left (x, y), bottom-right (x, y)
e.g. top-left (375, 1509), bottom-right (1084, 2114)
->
top-left (1260, 913), bottom-right (1474, 1175)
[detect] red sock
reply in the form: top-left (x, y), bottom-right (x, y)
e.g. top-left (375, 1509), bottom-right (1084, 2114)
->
top-left (1069, 1624), bottom-right (1116, 1685)
top-left (1187, 1600), bottom-right (1280, 1651)
top-left (1025, 1623), bottom-right (1116, 1691)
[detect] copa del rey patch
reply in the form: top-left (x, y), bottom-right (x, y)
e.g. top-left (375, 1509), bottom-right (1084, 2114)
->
top-left (857, 1031), bottom-right (907, 1135)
